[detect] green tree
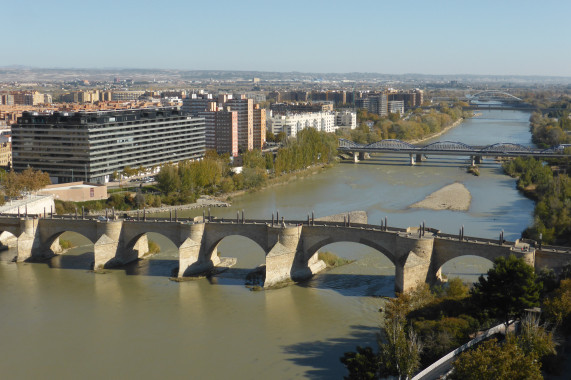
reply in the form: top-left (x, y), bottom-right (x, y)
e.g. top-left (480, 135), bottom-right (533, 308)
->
top-left (450, 338), bottom-right (542, 380)
top-left (2, 170), bottom-right (23, 199)
top-left (543, 278), bottom-right (571, 333)
top-left (471, 255), bottom-right (541, 327)
top-left (156, 164), bottom-right (180, 195)
top-left (445, 278), bottom-right (469, 299)
top-left (378, 317), bottom-right (422, 379)
top-left (516, 313), bottom-right (556, 360)
top-left (340, 346), bottom-right (379, 380)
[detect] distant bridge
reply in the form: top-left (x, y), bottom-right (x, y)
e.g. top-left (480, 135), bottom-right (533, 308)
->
top-left (467, 90), bottom-right (523, 102)
top-left (339, 139), bottom-right (570, 165)
top-left (1, 213), bottom-right (570, 292)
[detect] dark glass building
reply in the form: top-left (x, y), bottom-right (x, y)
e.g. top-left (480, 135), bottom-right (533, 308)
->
top-left (12, 107), bottom-right (205, 184)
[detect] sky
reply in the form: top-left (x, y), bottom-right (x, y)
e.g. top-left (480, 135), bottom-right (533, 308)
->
top-left (3, 0), bottom-right (571, 77)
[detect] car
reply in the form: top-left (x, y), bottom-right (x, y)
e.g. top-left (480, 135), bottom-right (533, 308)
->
top-left (97, 216), bottom-right (108, 221)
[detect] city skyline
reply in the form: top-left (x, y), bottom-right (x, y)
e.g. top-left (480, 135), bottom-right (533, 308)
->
top-left (3, 0), bottom-right (571, 77)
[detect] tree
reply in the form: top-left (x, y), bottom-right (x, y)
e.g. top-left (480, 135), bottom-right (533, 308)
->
top-left (156, 164), bottom-right (180, 195)
top-left (378, 318), bottom-right (422, 379)
top-left (341, 286), bottom-right (428, 380)
top-left (543, 278), bottom-right (571, 333)
top-left (471, 254), bottom-right (541, 327)
top-left (340, 346), bottom-right (379, 380)
top-left (516, 312), bottom-right (555, 360)
top-left (450, 338), bottom-right (542, 380)
top-left (2, 170), bottom-right (23, 199)
top-left (121, 165), bottom-right (136, 179)
top-left (444, 277), bottom-right (469, 299)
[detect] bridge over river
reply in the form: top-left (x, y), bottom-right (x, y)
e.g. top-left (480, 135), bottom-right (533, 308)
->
top-left (339, 138), bottom-right (570, 165)
top-left (2, 212), bottom-right (569, 292)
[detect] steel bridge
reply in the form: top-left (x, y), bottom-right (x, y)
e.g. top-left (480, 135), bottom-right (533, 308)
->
top-left (467, 90), bottom-right (523, 102)
top-left (338, 139), bottom-right (570, 165)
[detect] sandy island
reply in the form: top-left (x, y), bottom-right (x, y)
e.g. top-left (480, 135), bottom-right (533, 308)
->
top-left (410, 182), bottom-right (471, 211)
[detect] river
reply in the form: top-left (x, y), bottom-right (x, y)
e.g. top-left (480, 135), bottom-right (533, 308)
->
top-left (0, 109), bottom-right (535, 379)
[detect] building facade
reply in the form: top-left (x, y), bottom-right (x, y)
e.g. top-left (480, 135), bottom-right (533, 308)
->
top-left (268, 111), bottom-right (336, 138)
top-left (335, 110), bottom-right (357, 130)
top-left (388, 100), bottom-right (405, 115)
top-left (199, 106), bottom-right (239, 157)
top-left (225, 96), bottom-right (253, 151)
top-left (12, 107), bottom-right (204, 184)
top-left (253, 105), bottom-right (266, 150)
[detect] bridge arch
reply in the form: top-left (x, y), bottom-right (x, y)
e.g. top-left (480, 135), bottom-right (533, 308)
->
top-left (364, 139), bottom-right (416, 150)
top-left (302, 227), bottom-right (397, 265)
top-left (422, 141), bottom-right (475, 152)
top-left (438, 255), bottom-right (494, 283)
top-left (481, 143), bottom-right (532, 153)
top-left (432, 240), bottom-right (525, 283)
top-left (469, 90), bottom-right (523, 102)
top-left (40, 231), bottom-right (97, 269)
top-left (44, 231), bottom-right (95, 254)
top-left (202, 223), bottom-right (270, 261)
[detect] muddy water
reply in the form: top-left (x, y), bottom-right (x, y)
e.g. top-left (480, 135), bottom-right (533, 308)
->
top-left (0, 110), bottom-right (534, 379)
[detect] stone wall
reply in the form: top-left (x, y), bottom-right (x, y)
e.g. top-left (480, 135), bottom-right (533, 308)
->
top-left (0, 195), bottom-right (55, 215)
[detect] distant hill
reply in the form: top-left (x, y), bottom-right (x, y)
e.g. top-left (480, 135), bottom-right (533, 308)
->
top-left (1, 66), bottom-right (570, 84)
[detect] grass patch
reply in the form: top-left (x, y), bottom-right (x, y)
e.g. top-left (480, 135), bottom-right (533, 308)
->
top-left (59, 238), bottom-right (75, 250)
top-left (147, 240), bottom-right (160, 255)
top-left (318, 251), bottom-right (354, 268)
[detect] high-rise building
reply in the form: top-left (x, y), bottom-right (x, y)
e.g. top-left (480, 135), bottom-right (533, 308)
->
top-left (182, 93), bottom-right (215, 117)
top-left (368, 94), bottom-right (388, 116)
top-left (199, 105), bottom-right (239, 157)
top-left (388, 100), bottom-right (405, 115)
top-left (253, 104), bottom-right (266, 150)
top-left (214, 109), bottom-right (238, 157)
top-left (12, 107), bottom-right (204, 184)
top-left (225, 95), bottom-right (253, 151)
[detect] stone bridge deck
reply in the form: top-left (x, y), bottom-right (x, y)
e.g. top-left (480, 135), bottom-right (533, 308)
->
top-left (1, 214), bottom-right (569, 291)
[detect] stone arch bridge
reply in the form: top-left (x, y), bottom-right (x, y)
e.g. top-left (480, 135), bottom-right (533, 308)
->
top-left (2, 214), bottom-right (569, 292)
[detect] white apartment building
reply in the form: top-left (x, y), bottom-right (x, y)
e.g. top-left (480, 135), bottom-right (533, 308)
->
top-left (335, 110), bottom-right (357, 130)
top-left (268, 111), bottom-right (337, 137)
top-left (388, 100), bottom-right (405, 115)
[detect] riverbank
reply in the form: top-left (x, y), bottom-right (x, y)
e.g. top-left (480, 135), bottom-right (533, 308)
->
top-left (87, 196), bottom-right (230, 216)
top-left (408, 116), bottom-right (467, 145)
top-left (215, 162), bottom-right (333, 203)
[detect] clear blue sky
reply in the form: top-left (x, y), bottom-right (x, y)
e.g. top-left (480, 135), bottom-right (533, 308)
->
top-left (4, 0), bottom-right (571, 76)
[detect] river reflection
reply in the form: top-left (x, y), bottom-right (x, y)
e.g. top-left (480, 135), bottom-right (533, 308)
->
top-left (0, 110), bottom-right (536, 379)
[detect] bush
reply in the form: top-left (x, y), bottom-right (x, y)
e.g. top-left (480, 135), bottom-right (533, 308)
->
top-left (147, 240), bottom-right (160, 255)
top-left (318, 251), bottom-right (353, 268)
top-left (59, 238), bottom-right (75, 250)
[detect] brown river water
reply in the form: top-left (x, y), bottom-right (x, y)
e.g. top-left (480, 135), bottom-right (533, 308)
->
top-left (0, 110), bottom-right (535, 379)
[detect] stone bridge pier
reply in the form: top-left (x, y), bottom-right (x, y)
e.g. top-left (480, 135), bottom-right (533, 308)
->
top-left (178, 222), bottom-right (320, 287)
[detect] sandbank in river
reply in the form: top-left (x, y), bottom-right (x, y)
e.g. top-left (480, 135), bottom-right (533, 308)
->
top-left (410, 182), bottom-right (471, 211)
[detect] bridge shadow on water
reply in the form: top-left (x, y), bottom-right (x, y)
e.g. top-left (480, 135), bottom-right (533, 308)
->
top-left (345, 157), bottom-right (501, 169)
top-left (20, 249), bottom-right (399, 296)
top-left (282, 324), bottom-right (380, 379)
top-left (45, 251), bottom-right (95, 270)
top-left (123, 258), bottom-right (179, 277)
top-left (297, 272), bottom-right (396, 298)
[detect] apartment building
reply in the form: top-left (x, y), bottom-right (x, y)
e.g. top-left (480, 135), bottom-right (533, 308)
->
top-left (199, 105), bottom-right (239, 157)
top-left (253, 104), bottom-right (266, 150)
top-left (267, 111), bottom-right (336, 138)
top-left (12, 107), bottom-right (204, 184)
